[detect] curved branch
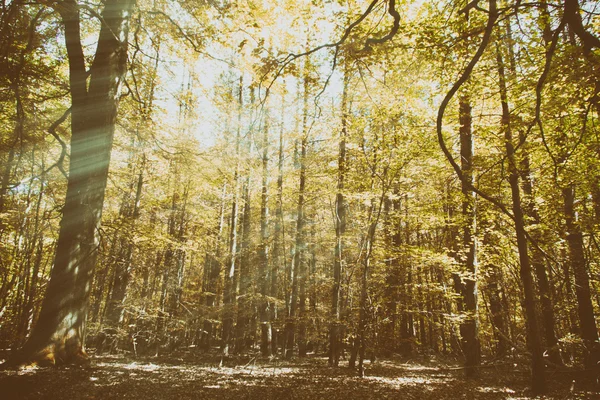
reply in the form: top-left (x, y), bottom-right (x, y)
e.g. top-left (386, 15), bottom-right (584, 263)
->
top-left (47, 107), bottom-right (71, 178)
top-left (364, 0), bottom-right (400, 50)
top-left (436, 0), bottom-right (506, 215)
top-left (564, 0), bottom-right (600, 54)
top-left (530, 17), bottom-right (566, 171)
top-left (437, 1), bottom-right (564, 271)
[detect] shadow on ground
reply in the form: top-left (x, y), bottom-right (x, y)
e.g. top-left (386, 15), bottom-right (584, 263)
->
top-left (0, 355), bottom-right (597, 399)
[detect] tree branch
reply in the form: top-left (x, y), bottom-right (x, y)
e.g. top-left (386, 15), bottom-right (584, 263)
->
top-left (363, 0), bottom-right (400, 50)
top-left (47, 107), bottom-right (71, 178)
top-left (436, 0), bottom-right (503, 215)
top-left (262, 0), bottom-right (381, 93)
top-left (564, 0), bottom-right (600, 54)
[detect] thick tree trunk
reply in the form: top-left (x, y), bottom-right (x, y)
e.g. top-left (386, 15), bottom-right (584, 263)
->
top-left (3, 0), bottom-right (135, 367)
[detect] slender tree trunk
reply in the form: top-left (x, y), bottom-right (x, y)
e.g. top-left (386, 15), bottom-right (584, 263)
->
top-left (563, 185), bottom-right (599, 369)
top-left (457, 95), bottom-right (481, 376)
top-left (289, 130), bottom-right (307, 358)
top-left (382, 190), bottom-right (399, 356)
top-left (169, 185), bottom-right (188, 318)
top-left (400, 195), bottom-right (414, 356)
top-left (502, 12), bottom-right (563, 365)
top-left (357, 204), bottom-right (382, 375)
top-left (496, 43), bottom-right (546, 394)
top-left (297, 70), bottom-right (310, 359)
top-left (286, 67), bottom-right (310, 359)
top-left (271, 91), bottom-right (285, 356)
top-left (17, 162), bottom-right (46, 342)
top-left (105, 157), bottom-right (145, 327)
top-left (259, 116), bottom-right (271, 357)
top-left (330, 63), bottom-right (348, 367)
top-left (155, 184), bottom-right (180, 346)
top-left (91, 230), bottom-right (119, 324)
top-left (235, 116), bottom-right (252, 354)
top-left (203, 183), bottom-right (226, 349)
top-left (486, 266), bottom-right (508, 357)
top-left (222, 77), bottom-right (243, 357)
top-left (0, 147), bottom-right (15, 221)
top-left (519, 148), bottom-right (562, 365)
top-left (234, 182), bottom-right (251, 351)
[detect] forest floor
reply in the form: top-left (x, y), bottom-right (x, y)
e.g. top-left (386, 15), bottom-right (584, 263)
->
top-left (0, 352), bottom-right (598, 399)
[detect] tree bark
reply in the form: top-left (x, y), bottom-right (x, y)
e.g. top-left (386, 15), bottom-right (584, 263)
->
top-left (202, 183), bottom-right (226, 349)
top-left (222, 76), bottom-right (243, 357)
top-left (496, 43), bottom-right (546, 394)
top-left (457, 95), bottom-right (481, 376)
top-left (4, 0), bottom-right (135, 367)
top-left (330, 65), bottom-right (348, 367)
top-left (259, 115), bottom-right (271, 357)
top-left (105, 155), bottom-right (144, 327)
top-left (563, 185), bottom-right (599, 369)
top-left (270, 90), bottom-right (286, 356)
top-left (235, 87), bottom-right (252, 353)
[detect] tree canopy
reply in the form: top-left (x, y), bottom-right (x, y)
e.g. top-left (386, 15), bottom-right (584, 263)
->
top-left (0, 0), bottom-right (599, 397)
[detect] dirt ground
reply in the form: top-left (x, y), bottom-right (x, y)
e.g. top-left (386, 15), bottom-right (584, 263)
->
top-left (0, 354), bottom-right (597, 399)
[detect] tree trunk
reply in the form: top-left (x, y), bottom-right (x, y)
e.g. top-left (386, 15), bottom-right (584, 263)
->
top-left (17, 163), bottom-right (46, 341)
top-left (270, 90), bottom-right (285, 356)
top-left (357, 220), bottom-right (376, 377)
top-left (496, 43), bottom-right (546, 394)
top-left (330, 63), bottom-right (348, 367)
top-left (235, 109), bottom-right (252, 354)
top-left (286, 67), bottom-right (310, 359)
top-left (222, 76), bottom-right (243, 357)
top-left (203, 183), bottom-right (226, 349)
top-left (0, 147), bottom-right (15, 221)
top-left (519, 147), bottom-right (562, 365)
top-left (3, 0), bottom-right (135, 367)
top-left (289, 131), bottom-right (307, 359)
top-left (259, 115), bottom-right (271, 357)
top-left (486, 267), bottom-right (508, 357)
top-left (563, 185), bottom-right (599, 369)
top-left (105, 157), bottom-right (144, 327)
top-left (381, 190), bottom-right (399, 356)
top-left (458, 95), bottom-right (481, 376)
top-left (297, 70), bottom-right (310, 359)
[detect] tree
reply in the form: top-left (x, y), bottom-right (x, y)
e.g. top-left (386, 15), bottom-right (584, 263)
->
top-left (4, 0), bottom-right (136, 366)
top-left (457, 93), bottom-right (481, 375)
